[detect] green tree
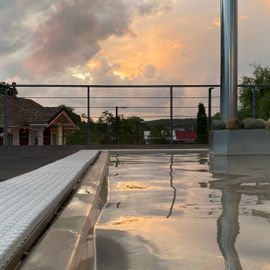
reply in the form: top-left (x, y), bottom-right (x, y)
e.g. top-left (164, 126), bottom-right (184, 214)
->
top-left (239, 64), bottom-right (270, 120)
top-left (196, 103), bottom-right (208, 144)
top-left (58, 105), bottom-right (81, 124)
top-left (96, 111), bottom-right (115, 144)
top-left (0, 82), bottom-right (18, 96)
top-left (149, 125), bottom-right (170, 144)
top-left (120, 116), bottom-right (144, 144)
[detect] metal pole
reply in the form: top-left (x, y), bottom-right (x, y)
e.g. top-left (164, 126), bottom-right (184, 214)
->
top-left (220, 0), bottom-right (238, 122)
top-left (3, 86), bottom-right (8, 146)
top-left (208, 88), bottom-right (213, 130)
top-left (87, 86), bottom-right (90, 146)
top-left (115, 106), bottom-right (119, 144)
top-left (136, 121), bottom-right (139, 144)
top-left (252, 86), bottom-right (256, 119)
top-left (170, 86), bottom-right (174, 144)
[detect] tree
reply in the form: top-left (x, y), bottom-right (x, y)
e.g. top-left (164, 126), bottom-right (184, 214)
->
top-left (196, 103), bottom-right (208, 144)
top-left (0, 82), bottom-right (18, 96)
top-left (149, 125), bottom-right (170, 144)
top-left (239, 64), bottom-right (270, 120)
top-left (58, 104), bottom-right (81, 124)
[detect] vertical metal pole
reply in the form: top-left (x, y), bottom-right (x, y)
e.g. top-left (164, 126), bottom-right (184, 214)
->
top-left (3, 86), bottom-right (8, 146)
top-left (170, 86), bottom-right (174, 144)
top-left (115, 106), bottom-right (119, 144)
top-left (136, 121), bottom-right (139, 144)
top-left (220, 0), bottom-right (238, 122)
top-left (208, 88), bottom-right (213, 130)
top-left (252, 86), bottom-right (256, 119)
top-left (87, 86), bottom-right (90, 146)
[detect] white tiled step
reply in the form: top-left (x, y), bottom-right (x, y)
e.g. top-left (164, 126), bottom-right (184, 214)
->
top-left (0, 150), bottom-right (99, 270)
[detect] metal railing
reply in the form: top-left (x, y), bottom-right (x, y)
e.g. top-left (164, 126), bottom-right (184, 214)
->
top-left (1, 83), bottom-right (269, 146)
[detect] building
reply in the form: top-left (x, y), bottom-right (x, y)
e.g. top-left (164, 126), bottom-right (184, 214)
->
top-left (0, 96), bottom-right (77, 146)
top-left (174, 130), bottom-right (197, 143)
top-left (173, 123), bottom-right (197, 143)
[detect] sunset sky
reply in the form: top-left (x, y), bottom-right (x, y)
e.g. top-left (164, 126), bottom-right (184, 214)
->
top-left (1, 0), bottom-right (270, 119)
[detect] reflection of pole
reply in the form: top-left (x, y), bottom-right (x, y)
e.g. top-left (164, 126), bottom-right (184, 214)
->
top-left (115, 106), bottom-right (119, 144)
top-left (115, 155), bottom-right (119, 167)
top-left (167, 154), bottom-right (177, 218)
top-left (217, 190), bottom-right (243, 270)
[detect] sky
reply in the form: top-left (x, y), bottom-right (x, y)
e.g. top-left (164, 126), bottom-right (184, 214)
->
top-left (1, 0), bottom-right (270, 119)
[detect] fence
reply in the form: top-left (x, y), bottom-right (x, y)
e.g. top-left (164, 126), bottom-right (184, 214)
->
top-left (1, 83), bottom-right (269, 146)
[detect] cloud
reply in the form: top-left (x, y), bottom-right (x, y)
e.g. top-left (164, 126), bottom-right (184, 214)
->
top-left (23, 0), bottom-right (131, 76)
top-left (137, 0), bottom-right (174, 16)
top-left (208, 15), bottom-right (248, 30)
top-left (0, 0), bottom-right (55, 56)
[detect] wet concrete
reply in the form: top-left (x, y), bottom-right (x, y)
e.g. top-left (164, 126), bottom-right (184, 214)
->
top-left (96, 153), bottom-right (270, 270)
top-left (20, 152), bottom-right (109, 270)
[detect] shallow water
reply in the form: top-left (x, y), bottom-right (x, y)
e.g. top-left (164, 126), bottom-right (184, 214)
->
top-left (96, 153), bottom-right (270, 270)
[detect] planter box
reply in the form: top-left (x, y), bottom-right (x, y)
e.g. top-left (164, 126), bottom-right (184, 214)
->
top-left (210, 130), bottom-right (270, 155)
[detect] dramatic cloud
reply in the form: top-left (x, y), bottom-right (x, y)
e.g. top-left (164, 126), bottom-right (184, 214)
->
top-left (0, 0), bottom-right (55, 55)
top-left (24, 0), bottom-right (131, 75)
top-left (1, 0), bottom-right (270, 119)
top-left (208, 15), bottom-right (248, 30)
top-left (138, 0), bottom-right (173, 16)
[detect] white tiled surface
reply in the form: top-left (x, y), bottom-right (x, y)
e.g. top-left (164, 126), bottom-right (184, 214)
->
top-left (0, 150), bottom-right (99, 270)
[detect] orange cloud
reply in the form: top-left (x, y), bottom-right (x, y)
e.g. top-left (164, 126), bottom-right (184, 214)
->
top-left (97, 19), bottom-right (187, 81)
top-left (209, 15), bottom-right (248, 30)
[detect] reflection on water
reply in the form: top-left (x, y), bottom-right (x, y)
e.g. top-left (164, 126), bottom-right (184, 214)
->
top-left (167, 154), bottom-right (176, 218)
top-left (96, 153), bottom-right (270, 270)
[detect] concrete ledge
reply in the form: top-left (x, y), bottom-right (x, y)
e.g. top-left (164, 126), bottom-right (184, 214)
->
top-left (19, 151), bottom-right (109, 270)
top-left (0, 150), bottom-right (99, 270)
top-left (210, 130), bottom-right (270, 155)
top-left (110, 148), bottom-right (209, 155)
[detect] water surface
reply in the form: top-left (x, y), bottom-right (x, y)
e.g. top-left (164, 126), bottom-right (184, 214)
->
top-left (96, 153), bottom-right (270, 270)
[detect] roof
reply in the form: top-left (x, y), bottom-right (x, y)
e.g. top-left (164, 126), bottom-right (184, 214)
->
top-left (173, 122), bottom-right (193, 131)
top-left (175, 130), bottom-right (197, 140)
top-left (0, 96), bottom-right (76, 127)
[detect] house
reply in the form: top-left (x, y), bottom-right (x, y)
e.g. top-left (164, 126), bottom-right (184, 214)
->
top-left (0, 96), bottom-right (77, 146)
top-left (173, 122), bottom-right (197, 143)
top-left (174, 130), bottom-right (197, 143)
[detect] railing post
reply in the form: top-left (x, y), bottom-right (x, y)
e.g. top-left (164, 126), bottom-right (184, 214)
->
top-left (252, 86), bottom-right (256, 119)
top-left (3, 86), bottom-right (8, 146)
top-left (87, 86), bottom-right (90, 146)
top-left (170, 86), bottom-right (174, 144)
top-left (115, 106), bottom-right (119, 144)
top-left (208, 87), bottom-right (214, 130)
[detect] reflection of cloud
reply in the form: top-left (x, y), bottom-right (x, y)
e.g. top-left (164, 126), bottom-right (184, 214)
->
top-left (208, 16), bottom-right (248, 30)
top-left (119, 182), bottom-right (149, 190)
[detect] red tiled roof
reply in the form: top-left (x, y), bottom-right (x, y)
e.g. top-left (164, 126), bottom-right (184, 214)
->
top-left (0, 96), bottom-right (75, 127)
top-left (175, 130), bottom-right (197, 140)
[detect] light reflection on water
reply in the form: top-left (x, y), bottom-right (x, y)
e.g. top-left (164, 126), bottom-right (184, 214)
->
top-left (96, 153), bottom-right (270, 270)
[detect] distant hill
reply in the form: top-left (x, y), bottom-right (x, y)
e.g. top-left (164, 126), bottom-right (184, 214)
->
top-left (145, 118), bottom-right (196, 129)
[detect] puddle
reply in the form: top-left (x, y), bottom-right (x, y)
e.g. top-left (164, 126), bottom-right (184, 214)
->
top-left (96, 153), bottom-right (270, 270)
